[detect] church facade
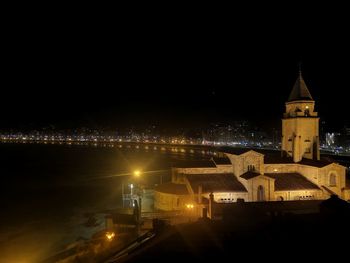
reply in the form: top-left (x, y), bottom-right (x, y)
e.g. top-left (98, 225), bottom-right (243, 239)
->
top-left (154, 72), bottom-right (350, 211)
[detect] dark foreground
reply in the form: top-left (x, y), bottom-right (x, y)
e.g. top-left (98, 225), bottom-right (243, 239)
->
top-left (119, 197), bottom-right (350, 262)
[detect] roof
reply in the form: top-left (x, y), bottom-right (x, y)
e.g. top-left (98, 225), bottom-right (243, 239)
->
top-left (264, 154), bottom-right (333, 168)
top-left (264, 173), bottom-right (320, 191)
top-left (321, 186), bottom-right (337, 195)
top-left (299, 158), bottom-right (334, 168)
top-left (172, 160), bottom-right (216, 168)
top-left (154, 182), bottom-right (189, 195)
top-left (288, 72), bottom-right (313, 102)
top-left (216, 147), bottom-right (254, 155)
top-left (186, 173), bottom-right (247, 193)
top-left (212, 156), bottom-right (231, 165)
top-left (240, 171), bottom-right (261, 180)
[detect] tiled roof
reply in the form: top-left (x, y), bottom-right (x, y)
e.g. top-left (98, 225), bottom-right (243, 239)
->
top-left (216, 147), bottom-right (254, 155)
top-left (154, 182), bottom-right (189, 195)
top-left (264, 154), bottom-right (333, 168)
top-left (186, 173), bottom-right (247, 193)
top-left (264, 173), bottom-right (320, 191)
top-left (298, 158), bottom-right (334, 167)
top-left (288, 72), bottom-right (313, 102)
top-left (172, 160), bottom-right (216, 168)
top-left (240, 171), bottom-right (261, 180)
top-left (212, 157), bottom-right (231, 165)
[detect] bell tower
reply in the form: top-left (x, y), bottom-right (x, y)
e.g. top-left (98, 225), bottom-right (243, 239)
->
top-left (281, 70), bottom-right (320, 162)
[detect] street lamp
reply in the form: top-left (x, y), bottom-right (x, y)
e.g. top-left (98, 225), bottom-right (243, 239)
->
top-left (186, 204), bottom-right (194, 209)
top-left (105, 231), bottom-right (115, 241)
top-left (185, 203), bottom-right (194, 222)
top-left (134, 170), bottom-right (141, 177)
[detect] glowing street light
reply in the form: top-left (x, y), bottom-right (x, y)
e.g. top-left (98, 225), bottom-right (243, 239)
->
top-left (105, 231), bottom-right (115, 241)
top-left (134, 170), bottom-right (141, 177)
top-left (185, 204), bottom-right (195, 222)
top-left (186, 204), bottom-right (194, 209)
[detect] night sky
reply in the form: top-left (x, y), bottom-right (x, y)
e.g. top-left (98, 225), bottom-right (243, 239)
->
top-left (1, 12), bottom-right (349, 131)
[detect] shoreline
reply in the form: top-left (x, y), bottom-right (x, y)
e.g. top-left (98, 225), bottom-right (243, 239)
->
top-left (1, 139), bottom-right (349, 158)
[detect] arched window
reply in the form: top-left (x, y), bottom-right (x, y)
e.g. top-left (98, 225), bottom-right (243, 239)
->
top-left (257, 185), bottom-right (265, 201)
top-left (248, 165), bottom-right (255, 171)
top-left (329, 173), bottom-right (336, 187)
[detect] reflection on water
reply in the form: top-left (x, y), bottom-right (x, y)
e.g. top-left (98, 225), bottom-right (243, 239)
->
top-left (0, 140), bottom-right (219, 156)
top-left (0, 143), bottom-right (214, 262)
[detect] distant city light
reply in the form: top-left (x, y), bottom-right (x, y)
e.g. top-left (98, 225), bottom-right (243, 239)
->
top-left (0, 121), bottom-right (349, 156)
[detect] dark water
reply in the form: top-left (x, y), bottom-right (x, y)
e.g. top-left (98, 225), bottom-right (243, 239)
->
top-left (0, 143), bottom-right (210, 262)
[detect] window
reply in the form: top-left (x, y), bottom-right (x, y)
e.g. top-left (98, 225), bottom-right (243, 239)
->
top-left (329, 173), bottom-right (336, 187)
top-left (248, 165), bottom-right (255, 171)
top-left (257, 185), bottom-right (265, 201)
top-left (298, 195), bottom-right (315, 200)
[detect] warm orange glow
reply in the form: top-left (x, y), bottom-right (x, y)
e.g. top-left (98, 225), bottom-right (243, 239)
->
top-left (134, 170), bottom-right (141, 177)
top-left (105, 231), bottom-right (115, 241)
top-left (186, 204), bottom-right (194, 209)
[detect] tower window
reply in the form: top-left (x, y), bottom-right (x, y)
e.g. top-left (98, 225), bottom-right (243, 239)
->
top-left (329, 173), bottom-right (336, 187)
top-left (248, 165), bottom-right (255, 171)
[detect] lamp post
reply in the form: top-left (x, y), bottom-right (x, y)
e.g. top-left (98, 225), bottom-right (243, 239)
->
top-left (133, 170), bottom-right (143, 235)
top-left (130, 183), bottom-right (134, 207)
top-left (134, 170), bottom-right (141, 177)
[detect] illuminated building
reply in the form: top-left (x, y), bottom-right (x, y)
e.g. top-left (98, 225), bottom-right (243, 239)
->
top-left (154, 71), bottom-right (350, 211)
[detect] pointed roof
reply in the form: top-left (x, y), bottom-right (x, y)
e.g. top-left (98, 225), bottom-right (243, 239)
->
top-left (288, 71), bottom-right (313, 102)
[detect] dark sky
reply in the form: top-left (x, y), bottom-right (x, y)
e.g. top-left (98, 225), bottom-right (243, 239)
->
top-left (1, 11), bottom-right (349, 131)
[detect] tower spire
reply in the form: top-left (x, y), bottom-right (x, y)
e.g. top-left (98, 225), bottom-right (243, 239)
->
top-left (287, 63), bottom-right (313, 102)
top-left (298, 61), bottom-right (302, 77)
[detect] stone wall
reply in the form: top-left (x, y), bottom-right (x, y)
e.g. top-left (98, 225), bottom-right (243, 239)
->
top-left (274, 189), bottom-right (322, 201)
top-left (201, 192), bottom-right (248, 203)
top-left (154, 191), bottom-right (191, 211)
top-left (246, 176), bottom-right (275, 201)
top-left (282, 117), bottom-right (319, 162)
top-left (319, 164), bottom-right (347, 197)
top-left (225, 151), bottom-right (264, 176)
